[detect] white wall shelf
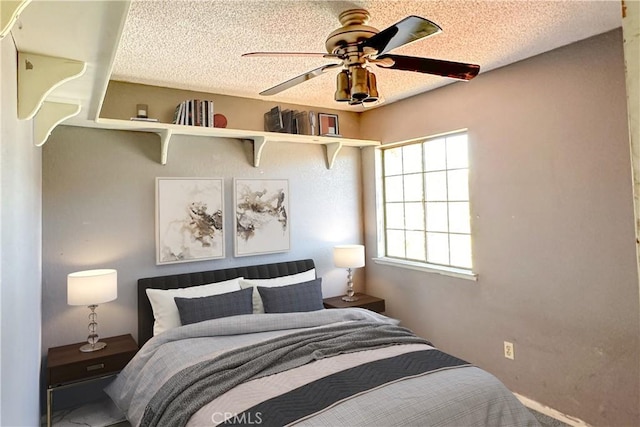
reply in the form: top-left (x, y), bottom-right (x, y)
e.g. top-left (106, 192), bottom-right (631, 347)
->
top-left (34, 102), bottom-right (81, 147)
top-left (16, 51), bottom-right (85, 146)
top-left (17, 52), bottom-right (85, 121)
top-left (11, 0), bottom-right (132, 145)
top-left (0, 0), bottom-right (32, 39)
top-left (9, 0), bottom-right (379, 167)
top-left (87, 118), bottom-right (380, 169)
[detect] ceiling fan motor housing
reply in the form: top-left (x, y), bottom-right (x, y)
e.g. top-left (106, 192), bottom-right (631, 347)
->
top-left (325, 9), bottom-right (379, 57)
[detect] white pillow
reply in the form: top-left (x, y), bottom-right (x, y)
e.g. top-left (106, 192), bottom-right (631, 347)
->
top-left (240, 269), bottom-right (316, 314)
top-left (146, 277), bottom-right (243, 336)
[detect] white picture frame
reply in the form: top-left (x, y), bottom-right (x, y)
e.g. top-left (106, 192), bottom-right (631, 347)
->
top-left (318, 113), bottom-right (339, 136)
top-left (234, 178), bottom-right (290, 257)
top-left (156, 177), bottom-right (225, 264)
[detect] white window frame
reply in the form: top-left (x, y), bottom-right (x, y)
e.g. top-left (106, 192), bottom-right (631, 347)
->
top-left (373, 130), bottom-right (477, 281)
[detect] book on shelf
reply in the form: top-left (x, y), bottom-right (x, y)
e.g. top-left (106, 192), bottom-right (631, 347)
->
top-left (264, 106), bottom-right (316, 135)
top-left (294, 110), bottom-right (310, 135)
top-left (281, 109), bottom-right (294, 134)
top-left (264, 106), bottom-right (284, 132)
top-left (173, 99), bottom-right (215, 127)
top-left (172, 104), bottom-right (181, 124)
top-left (204, 100), bottom-right (214, 127)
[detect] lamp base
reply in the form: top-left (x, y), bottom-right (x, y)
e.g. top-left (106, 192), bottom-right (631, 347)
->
top-left (79, 341), bottom-right (107, 353)
top-left (342, 295), bottom-right (359, 302)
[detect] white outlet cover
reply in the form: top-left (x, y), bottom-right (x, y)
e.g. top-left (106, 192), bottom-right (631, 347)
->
top-left (504, 341), bottom-right (515, 360)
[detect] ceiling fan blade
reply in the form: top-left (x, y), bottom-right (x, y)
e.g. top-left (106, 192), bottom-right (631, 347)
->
top-left (362, 16), bottom-right (441, 56)
top-left (260, 63), bottom-right (342, 96)
top-left (243, 52), bottom-right (337, 59)
top-left (377, 54), bottom-right (480, 80)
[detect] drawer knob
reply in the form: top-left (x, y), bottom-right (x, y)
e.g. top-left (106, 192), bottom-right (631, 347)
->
top-left (86, 363), bottom-right (105, 372)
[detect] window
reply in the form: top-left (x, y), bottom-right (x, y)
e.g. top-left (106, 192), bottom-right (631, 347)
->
top-left (381, 132), bottom-right (472, 272)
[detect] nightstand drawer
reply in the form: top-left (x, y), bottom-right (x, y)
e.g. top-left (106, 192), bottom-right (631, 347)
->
top-left (47, 334), bottom-right (138, 386)
top-left (48, 351), bottom-right (134, 385)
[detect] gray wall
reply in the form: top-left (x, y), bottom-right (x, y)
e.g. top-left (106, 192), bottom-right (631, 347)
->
top-left (1, 34), bottom-right (43, 425)
top-left (360, 30), bottom-right (639, 426)
top-left (42, 128), bottom-right (365, 351)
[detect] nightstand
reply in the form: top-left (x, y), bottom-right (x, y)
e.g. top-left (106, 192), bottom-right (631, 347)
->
top-left (323, 293), bottom-right (385, 313)
top-left (46, 334), bottom-right (138, 427)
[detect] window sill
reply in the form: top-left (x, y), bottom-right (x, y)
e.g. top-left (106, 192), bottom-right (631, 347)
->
top-left (372, 257), bottom-right (478, 281)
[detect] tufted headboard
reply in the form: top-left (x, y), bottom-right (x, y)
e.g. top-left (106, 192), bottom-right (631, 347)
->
top-left (137, 259), bottom-right (316, 346)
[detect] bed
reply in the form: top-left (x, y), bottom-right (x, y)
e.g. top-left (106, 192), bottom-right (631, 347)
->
top-left (106, 259), bottom-right (540, 427)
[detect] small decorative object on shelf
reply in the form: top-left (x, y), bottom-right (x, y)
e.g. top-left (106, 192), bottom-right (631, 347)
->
top-left (319, 113), bottom-right (340, 136)
top-left (173, 99), bottom-right (215, 127)
top-left (136, 103), bottom-right (148, 118)
top-left (130, 103), bottom-right (158, 122)
top-left (213, 113), bottom-right (228, 128)
top-left (309, 111), bottom-right (317, 136)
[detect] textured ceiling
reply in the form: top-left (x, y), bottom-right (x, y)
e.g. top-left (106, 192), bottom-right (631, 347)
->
top-left (111, 0), bottom-right (622, 111)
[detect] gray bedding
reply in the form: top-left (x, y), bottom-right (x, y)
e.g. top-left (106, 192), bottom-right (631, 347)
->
top-left (106, 308), bottom-right (539, 427)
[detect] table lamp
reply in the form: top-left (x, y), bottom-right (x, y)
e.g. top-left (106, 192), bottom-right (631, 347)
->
top-left (333, 244), bottom-right (365, 302)
top-left (67, 269), bottom-right (117, 352)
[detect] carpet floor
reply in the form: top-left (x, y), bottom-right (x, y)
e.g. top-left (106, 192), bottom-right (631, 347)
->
top-left (530, 408), bottom-right (572, 427)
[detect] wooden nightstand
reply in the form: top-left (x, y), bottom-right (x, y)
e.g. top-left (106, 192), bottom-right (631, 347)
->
top-left (46, 334), bottom-right (138, 427)
top-left (323, 293), bottom-right (385, 313)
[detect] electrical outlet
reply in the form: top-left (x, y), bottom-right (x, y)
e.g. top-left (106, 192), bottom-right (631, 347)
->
top-left (504, 341), bottom-right (515, 360)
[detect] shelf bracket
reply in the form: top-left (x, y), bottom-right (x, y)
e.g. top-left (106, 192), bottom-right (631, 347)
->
top-left (251, 136), bottom-right (268, 167)
top-left (0, 0), bottom-right (32, 39)
top-left (17, 51), bottom-right (86, 120)
top-left (158, 129), bottom-right (173, 165)
top-left (34, 101), bottom-right (80, 146)
top-left (324, 141), bottom-right (343, 169)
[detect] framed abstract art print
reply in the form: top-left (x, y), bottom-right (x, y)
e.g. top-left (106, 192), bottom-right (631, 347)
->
top-left (156, 177), bottom-right (225, 264)
top-left (234, 179), bottom-right (290, 257)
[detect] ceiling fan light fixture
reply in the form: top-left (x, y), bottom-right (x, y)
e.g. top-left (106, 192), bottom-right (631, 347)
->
top-left (350, 66), bottom-right (369, 101)
top-left (362, 70), bottom-right (378, 103)
top-left (334, 69), bottom-right (351, 102)
top-left (247, 9), bottom-right (480, 107)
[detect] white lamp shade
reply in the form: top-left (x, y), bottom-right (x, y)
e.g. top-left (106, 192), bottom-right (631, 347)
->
top-left (67, 269), bottom-right (118, 306)
top-left (333, 245), bottom-right (365, 268)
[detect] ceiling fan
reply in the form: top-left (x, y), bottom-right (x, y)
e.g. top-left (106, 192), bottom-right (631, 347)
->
top-left (243, 9), bottom-right (480, 106)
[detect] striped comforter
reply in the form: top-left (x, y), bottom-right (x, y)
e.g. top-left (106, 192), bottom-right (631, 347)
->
top-left (105, 308), bottom-right (539, 427)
